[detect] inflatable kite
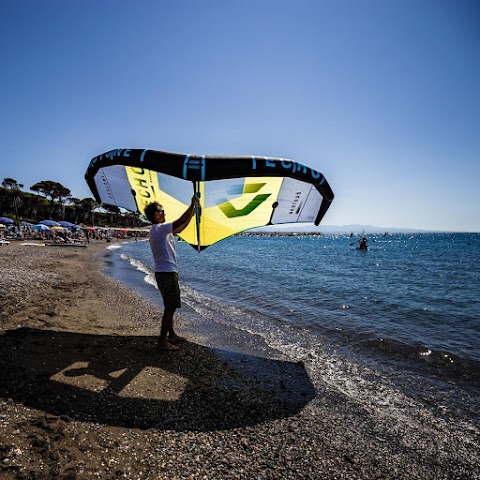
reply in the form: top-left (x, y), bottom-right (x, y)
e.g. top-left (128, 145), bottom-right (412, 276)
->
top-left (85, 148), bottom-right (334, 250)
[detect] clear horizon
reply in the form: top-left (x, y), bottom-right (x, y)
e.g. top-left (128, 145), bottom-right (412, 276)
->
top-left (1, 1), bottom-right (479, 232)
top-left (256, 223), bottom-right (480, 234)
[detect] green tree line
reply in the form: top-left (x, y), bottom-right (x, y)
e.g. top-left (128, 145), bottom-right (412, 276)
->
top-left (0, 178), bottom-right (147, 228)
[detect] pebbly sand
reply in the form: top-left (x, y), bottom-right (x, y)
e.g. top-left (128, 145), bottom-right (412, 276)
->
top-left (0, 240), bottom-right (479, 479)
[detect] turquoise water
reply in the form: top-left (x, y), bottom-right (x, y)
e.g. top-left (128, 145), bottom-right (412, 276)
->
top-left (108, 233), bottom-right (480, 362)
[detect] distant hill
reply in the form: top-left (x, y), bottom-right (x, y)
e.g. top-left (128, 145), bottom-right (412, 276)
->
top-left (251, 224), bottom-right (427, 234)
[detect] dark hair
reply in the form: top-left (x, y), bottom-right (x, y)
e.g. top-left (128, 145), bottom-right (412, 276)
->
top-left (144, 202), bottom-right (160, 222)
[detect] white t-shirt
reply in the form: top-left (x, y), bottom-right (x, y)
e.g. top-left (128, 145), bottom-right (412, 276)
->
top-left (149, 222), bottom-right (177, 272)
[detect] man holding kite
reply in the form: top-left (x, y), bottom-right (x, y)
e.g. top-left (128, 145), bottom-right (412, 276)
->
top-left (144, 196), bottom-right (199, 351)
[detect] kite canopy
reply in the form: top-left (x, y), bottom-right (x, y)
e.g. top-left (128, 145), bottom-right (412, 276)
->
top-left (85, 148), bottom-right (334, 250)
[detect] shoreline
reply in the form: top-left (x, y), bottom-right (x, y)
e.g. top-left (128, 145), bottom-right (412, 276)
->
top-left (1, 240), bottom-right (479, 479)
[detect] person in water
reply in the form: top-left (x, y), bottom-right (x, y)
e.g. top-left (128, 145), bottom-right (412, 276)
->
top-left (144, 197), bottom-right (199, 350)
top-left (359, 236), bottom-right (368, 250)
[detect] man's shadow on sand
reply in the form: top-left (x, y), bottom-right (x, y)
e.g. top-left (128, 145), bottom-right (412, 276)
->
top-left (0, 328), bottom-right (315, 431)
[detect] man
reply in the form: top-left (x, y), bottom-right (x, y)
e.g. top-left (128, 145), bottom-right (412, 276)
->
top-left (144, 197), bottom-right (198, 350)
top-left (359, 236), bottom-right (368, 251)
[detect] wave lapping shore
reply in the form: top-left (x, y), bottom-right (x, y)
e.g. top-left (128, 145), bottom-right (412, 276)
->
top-left (1, 240), bottom-right (479, 479)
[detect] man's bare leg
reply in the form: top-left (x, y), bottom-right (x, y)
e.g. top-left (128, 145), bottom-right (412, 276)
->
top-left (158, 307), bottom-right (179, 350)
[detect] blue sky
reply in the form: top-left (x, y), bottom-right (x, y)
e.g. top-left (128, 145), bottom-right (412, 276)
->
top-left (1, 0), bottom-right (479, 231)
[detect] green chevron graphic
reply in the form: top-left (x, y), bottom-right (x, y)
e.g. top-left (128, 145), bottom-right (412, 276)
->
top-left (218, 183), bottom-right (272, 218)
top-left (219, 193), bottom-right (271, 218)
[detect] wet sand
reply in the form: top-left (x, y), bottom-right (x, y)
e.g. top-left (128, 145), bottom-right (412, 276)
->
top-left (0, 240), bottom-right (479, 479)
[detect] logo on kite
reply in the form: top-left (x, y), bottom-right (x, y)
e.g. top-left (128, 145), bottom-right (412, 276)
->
top-left (218, 183), bottom-right (272, 218)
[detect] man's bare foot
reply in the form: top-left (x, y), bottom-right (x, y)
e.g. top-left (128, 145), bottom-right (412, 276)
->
top-left (157, 341), bottom-right (179, 351)
top-left (168, 335), bottom-right (186, 344)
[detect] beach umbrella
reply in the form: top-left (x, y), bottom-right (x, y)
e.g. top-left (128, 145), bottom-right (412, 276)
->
top-left (0, 217), bottom-right (14, 224)
top-left (21, 221), bottom-right (35, 227)
top-left (58, 221), bottom-right (75, 227)
top-left (38, 220), bottom-right (61, 227)
top-left (33, 224), bottom-right (50, 231)
top-left (50, 226), bottom-right (65, 231)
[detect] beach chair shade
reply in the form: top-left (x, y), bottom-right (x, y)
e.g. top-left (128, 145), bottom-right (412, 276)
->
top-left (38, 220), bottom-right (61, 227)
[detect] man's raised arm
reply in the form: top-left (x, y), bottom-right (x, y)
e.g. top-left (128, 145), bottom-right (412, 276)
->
top-left (172, 196), bottom-right (199, 234)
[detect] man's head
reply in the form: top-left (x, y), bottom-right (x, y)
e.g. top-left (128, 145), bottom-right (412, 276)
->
top-left (145, 202), bottom-right (165, 224)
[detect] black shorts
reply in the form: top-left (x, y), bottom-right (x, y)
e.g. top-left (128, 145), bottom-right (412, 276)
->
top-left (155, 272), bottom-right (181, 309)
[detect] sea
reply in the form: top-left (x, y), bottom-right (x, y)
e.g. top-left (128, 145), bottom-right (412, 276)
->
top-left (103, 232), bottom-right (480, 426)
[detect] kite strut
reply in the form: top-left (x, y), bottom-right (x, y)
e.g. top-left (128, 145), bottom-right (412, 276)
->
top-left (193, 181), bottom-right (201, 252)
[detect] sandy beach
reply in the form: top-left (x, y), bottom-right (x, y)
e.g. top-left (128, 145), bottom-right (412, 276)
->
top-left (1, 240), bottom-right (479, 480)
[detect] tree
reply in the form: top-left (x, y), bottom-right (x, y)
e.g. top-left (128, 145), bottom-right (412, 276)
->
top-left (102, 203), bottom-right (121, 226)
top-left (2, 178), bottom-right (24, 221)
top-left (68, 197), bottom-right (83, 224)
top-left (2, 178), bottom-right (23, 190)
top-left (30, 181), bottom-right (71, 218)
top-left (79, 197), bottom-right (98, 225)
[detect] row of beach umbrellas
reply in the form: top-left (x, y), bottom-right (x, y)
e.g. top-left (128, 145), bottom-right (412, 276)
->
top-left (34, 220), bottom-right (84, 231)
top-left (0, 217), bottom-right (83, 230)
